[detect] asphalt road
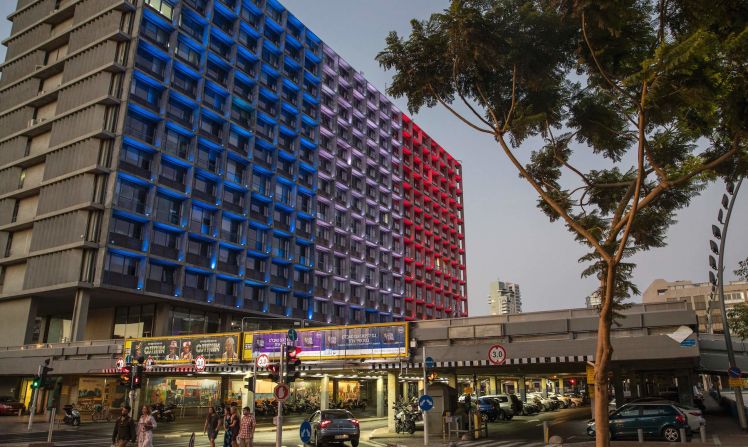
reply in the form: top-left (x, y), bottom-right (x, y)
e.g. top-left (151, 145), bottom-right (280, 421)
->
top-left (0, 407), bottom-right (591, 446)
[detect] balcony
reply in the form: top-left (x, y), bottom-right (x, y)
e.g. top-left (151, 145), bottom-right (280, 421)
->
top-left (218, 261), bottom-right (239, 275)
top-left (103, 271), bottom-right (138, 289)
top-left (146, 279), bottom-right (175, 296)
top-left (151, 243), bottom-right (179, 260)
top-left (183, 287), bottom-right (208, 302)
top-left (187, 253), bottom-right (211, 268)
top-left (158, 176), bottom-right (186, 192)
top-left (214, 293), bottom-right (235, 307)
top-left (108, 232), bottom-right (142, 251)
top-left (270, 275), bottom-right (288, 287)
top-left (293, 281), bottom-right (311, 291)
top-left (245, 269), bottom-right (265, 281)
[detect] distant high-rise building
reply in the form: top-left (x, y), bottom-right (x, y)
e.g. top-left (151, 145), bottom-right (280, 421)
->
top-left (585, 291), bottom-right (602, 308)
top-left (488, 280), bottom-right (521, 315)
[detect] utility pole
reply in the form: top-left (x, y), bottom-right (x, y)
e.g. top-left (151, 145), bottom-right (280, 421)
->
top-left (422, 346), bottom-right (429, 446)
top-left (712, 177), bottom-right (747, 429)
top-left (275, 344), bottom-right (285, 447)
top-left (27, 364), bottom-right (41, 431)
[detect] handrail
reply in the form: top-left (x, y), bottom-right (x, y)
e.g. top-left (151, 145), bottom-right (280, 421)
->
top-left (0, 339), bottom-right (123, 352)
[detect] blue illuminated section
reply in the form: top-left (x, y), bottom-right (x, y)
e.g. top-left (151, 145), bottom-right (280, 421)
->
top-left (102, 0), bottom-right (327, 320)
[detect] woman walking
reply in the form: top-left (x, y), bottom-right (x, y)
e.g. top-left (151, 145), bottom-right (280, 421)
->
top-left (204, 406), bottom-right (220, 447)
top-left (137, 405), bottom-right (157, 447)
top-left (223, 405), bottom-right (238, 447)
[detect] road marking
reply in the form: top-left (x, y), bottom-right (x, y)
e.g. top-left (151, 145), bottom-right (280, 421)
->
top-left (526, 418), bottom-right (540, 423)
top-left (713, 434), bottom-right (721, 445)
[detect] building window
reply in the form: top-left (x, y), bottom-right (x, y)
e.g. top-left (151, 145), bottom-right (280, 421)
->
top-left (113, 304), bottom-right (155, 339)
top-left (145, 0), bottom-right (174, 18)
top-left (124, 112), bottom-right (158, 145)
top-left (115, 178), bottom-right (148, 214)
top-left (168, 307), bottom-right (220, 335)
top-left (154, 193), bottom-right (182, 225)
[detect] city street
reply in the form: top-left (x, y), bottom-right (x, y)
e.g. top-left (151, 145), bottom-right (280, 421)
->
top-left (0, 407), bottom-right (589, 446)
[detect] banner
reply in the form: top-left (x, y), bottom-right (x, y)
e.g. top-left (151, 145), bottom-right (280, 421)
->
top-left (124, 332), bottom-right (241, 364)
top-left (241, 323), bottom-right (408, 361)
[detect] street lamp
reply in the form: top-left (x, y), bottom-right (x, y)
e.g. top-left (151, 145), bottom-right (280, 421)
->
top-left (706, 177), bottom-right (746, 429)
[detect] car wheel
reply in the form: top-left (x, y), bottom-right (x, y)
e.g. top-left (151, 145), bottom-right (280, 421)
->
top-left (351, 438), bottom-right (359, 447)
top-left (314, 432), bottom-right (323, 447)
top-left (662, 426), bottom-right (680, 442)
top-left (72, 418), bottom-right (80, 427)
top-left (497, 410), bottom-right (506, 421)
top-left (506, 414), bottom-right (513, 420)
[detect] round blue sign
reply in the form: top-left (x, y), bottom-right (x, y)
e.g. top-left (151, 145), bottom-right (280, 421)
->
top-left (300, 420), bottom-right (312, 444)
top-left (729, 367), bottom-right (742, 378)
top-left (425, 356), bottom-right (435, 369)
top-left (419, 394), bottom-right (434, 412)
top-left (288, 328), bottom-right (298, 342)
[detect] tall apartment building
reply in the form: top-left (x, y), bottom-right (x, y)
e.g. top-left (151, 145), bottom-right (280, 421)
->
top-left (401, 116), bottom-right (467, 320)
top-left (0, 0), bottom-right (466, 346)
top-left (488, 279), bottom-right (521, 315)
top-left (643, 278), bottom-right (748, 333)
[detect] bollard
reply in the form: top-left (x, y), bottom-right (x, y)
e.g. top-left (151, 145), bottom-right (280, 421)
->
top-left (637, 428), bottom-right (644, 443)
top-left (548, 435), bottom-right (564, 446)
top-left (700, 425), bottom-right (707, 443)
top-left (47, 408), bottom-right (55, 443)
top-left (680, 428), bottom-right (687, 443)
top-left (543, 421), bottom-right (549, 445)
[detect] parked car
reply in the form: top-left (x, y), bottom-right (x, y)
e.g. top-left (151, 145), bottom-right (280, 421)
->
top-left (528, 393), bottom-right (556, 411)
top-left (553, 393), bottom-right (572, 408)
top-left (476, 397), bottom-right (501, 422)
top-left (0, 396), bottom-right (24, 415)
top-left (628, 398), bottom-right (705, 434)
top-left (307, 409), bottom-right (360, 447)
top-left (549, 395), bottom-right (567, 409)
top-left (587, 402), bottom-right (691, 442)
top-left (482, 394), bottom-right (515, 420)
top-left (509, 394), bottom-right (538, 415)
top-left (563, 392), bottom-right (585, 407)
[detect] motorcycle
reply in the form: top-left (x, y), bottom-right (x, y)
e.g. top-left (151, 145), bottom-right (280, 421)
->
top-left (393, 399), bottom-right (417, 434)
top-left (151, 403), bottom-right (176, 422)
top-left (161, 403), bottom-right (176, 422)
top-left (62, 404), bottom-right (81, 426)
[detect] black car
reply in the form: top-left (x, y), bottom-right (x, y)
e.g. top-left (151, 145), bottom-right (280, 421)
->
top-left (0, 396), bottom-right (24, 415)
top-left (587, 402), bottom-right (690, 442)
top-left (307, 409), bottom-right (360, 447)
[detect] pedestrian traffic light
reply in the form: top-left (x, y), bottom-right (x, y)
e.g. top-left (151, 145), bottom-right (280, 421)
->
top-left (285, 346), bottom-right (302, 383)
top-left (244, 376), bottom-right (253, 390)
top-left (132, 365), bottom-right (143, 389)
top-left (268, 364), bottom-right (280, 383)
top-left (31, 376), bottom-right (41, 390)
top-left (427, 371), bottom-right (438, 384)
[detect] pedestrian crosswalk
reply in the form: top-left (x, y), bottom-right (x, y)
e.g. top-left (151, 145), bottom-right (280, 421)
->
top-left (450, 440), bottom-right (546, 447)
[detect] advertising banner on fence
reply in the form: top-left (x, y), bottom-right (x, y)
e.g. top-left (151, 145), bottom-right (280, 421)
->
top-left (241, 323), bottom-right (408, 361)
top-left (124, 332), bottom-right (241, 364)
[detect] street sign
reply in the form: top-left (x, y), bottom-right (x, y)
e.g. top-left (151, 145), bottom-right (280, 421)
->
top-left (274, 383), bottom-right (290, 401)
top-left (425, 356), bottom-right (435, 369)
top-left (145, 356), bottom-right (154, 371)
top-left (300, 421), bottom-right (312, 444)
top-left (194, 355), bottom-right (206, 372)
top-left (115, 358), bottom-right (125, 370)
top-left (487, 344), bottom-right (507, 365)
top-left (287, 328), bottom-right (298, 342)
top-left (729, 366), bottom-right (742, 378)
top-left (419, 395), bottom-right (434, 412)
top-left (256, 354), bottom-right (269, 368)
top-left (680, 339), bottom-right (696, 347)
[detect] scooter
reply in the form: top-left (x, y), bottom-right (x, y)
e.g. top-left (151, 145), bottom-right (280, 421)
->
top-left (161, 403), bottom-right (176, 422)
top-left (62, 404), bottom-right (81, 426)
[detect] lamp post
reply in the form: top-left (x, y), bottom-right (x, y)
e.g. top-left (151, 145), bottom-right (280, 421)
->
top-left (707, 177), bottom-right (746, 430)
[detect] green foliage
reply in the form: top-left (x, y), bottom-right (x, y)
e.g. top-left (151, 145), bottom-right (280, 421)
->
top-left (727, 304), bottom-right (748, 341)
top-left (736, 258), bottom-right (748, 282)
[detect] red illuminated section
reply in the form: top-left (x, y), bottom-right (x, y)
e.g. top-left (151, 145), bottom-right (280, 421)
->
top-left (399, 114), bottom-right (467, 320)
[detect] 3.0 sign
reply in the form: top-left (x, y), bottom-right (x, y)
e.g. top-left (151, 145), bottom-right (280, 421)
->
top-left (487, 344), bottom-right (507, 365)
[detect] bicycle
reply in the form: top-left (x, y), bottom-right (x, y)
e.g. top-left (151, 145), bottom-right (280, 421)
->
top-left (91, 404), bottom-right (111, 422)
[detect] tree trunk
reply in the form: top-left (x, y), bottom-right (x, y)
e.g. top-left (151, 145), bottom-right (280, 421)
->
top-left (594, 261), bottom-right (617, 447)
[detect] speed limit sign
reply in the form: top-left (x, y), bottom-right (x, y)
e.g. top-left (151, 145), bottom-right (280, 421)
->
top-left (116, 357), bottom-right (125, 370)
top-left (488, 344), bottom-right (507, 365)
top-left (194, 355), bottom-right (206, 372)
top-left (256, 354), bottom-right (269, 368)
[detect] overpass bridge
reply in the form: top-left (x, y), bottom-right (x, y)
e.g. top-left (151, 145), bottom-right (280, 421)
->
top-left (0, 302), bottom-right (744, 427)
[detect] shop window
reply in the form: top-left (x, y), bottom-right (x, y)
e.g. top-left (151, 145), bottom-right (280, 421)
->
top-left (113, 304), bottom-right (155, 339)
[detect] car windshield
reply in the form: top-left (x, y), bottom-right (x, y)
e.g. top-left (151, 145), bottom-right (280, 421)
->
top-left (323, 410), bottom-right (353, 420)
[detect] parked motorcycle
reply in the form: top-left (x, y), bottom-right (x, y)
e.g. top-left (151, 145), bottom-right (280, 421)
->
top-left (151, 403), bottom-right (176, 422)
top-left (62, 404), bottom-right (81, 426)
top-left (393, 399), bottom-right (417, 434)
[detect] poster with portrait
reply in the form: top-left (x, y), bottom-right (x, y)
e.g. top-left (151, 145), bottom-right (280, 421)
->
top-left (125, 333), bottom-right (241, 364)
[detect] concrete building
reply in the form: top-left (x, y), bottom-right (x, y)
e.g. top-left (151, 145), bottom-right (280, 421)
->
top-left (643, 278), bottom-right (748, 333)
top-left (585, 290), bottom-right (602, 308)
top-left (488, 279), bottom-right (521, 315)
top-left (0, 0), bottom-right (465, 348)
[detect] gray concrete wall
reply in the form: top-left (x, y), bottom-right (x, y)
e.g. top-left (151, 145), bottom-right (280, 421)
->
top-left (0, 298), bottom-right (37, 347)
top-left (84, 307), bottom-right (114, 340)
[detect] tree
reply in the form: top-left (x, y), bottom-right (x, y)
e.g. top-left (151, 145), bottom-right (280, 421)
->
top-left (377, 1), bottom-right (747, 445)
top-left (736, 257), bottom-right (748, 281)
top-left (727, 304), bottom-right (748, 340)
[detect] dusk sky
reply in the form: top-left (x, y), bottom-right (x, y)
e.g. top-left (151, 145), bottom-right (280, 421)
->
top-left (3, 1), bottom-right (744, 316)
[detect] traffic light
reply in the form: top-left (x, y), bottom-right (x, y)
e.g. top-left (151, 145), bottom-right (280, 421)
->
top-left (40, 359), bottom-right (54, 389)
top-left (427, 371), bottom-right (438, 384)
top-left (132, 365), bottom-right (143, 389)
top-left (31, 376), bottom-right (41, 390)
top-left (119, 365), bottom-right (132, 388)
top-left (268, 364), bottom-right (280, 383)
top-left (244, 376), bottom-right (253, 390)
top-left (285, 346), bottom-right (302, 383)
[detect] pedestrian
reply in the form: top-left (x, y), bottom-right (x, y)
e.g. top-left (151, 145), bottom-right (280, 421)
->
top-left (204, 406), bottom-right (220, 447)
top-left (112, 405), bottom-right (136, 447)
top-left (223, 404), bottom-right (238, 447)
top-left (137, 405), bottom-right (157, 447)
top-left (230, 406), bottom-right (240, 447)
top-left (237, 406), bottom-right (256, 447)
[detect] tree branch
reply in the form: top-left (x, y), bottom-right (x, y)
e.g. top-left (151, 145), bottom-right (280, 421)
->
top-left (581, 11), bottom-right (631, 103)
top-left (502, 65), bottom-right (518, 132)
top-left (614, 80), bottom-right (648, 264)
top-left (643, 135), bottom-right (670, 187)
top-left (426, 84), bottom-right (496, 135)
top-left (494, 133), bottom-right (612, 262)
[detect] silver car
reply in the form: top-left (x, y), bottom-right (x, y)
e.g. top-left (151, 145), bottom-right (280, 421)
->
top-left (482, 394), bottom-right (515, 420)
top-left (307, 409), bottom-right (360, 447)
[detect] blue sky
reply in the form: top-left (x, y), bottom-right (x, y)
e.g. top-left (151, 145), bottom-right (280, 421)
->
top-left (3, 1), bottom-right (745, 316)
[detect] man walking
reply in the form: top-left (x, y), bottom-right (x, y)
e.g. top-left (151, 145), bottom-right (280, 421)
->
top-left (112, 405), bottom-right (136, 447)
top-left (237, 406), bottom-right (256, 447)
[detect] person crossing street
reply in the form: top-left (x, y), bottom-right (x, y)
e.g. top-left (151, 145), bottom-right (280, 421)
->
top-left (237, 406), bottom-right (256, 447)
top-left (112, 405), bottom-right (136, 447)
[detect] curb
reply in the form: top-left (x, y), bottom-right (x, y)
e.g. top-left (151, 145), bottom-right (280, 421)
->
top-left (154, 416), bottom-right (388, 438)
